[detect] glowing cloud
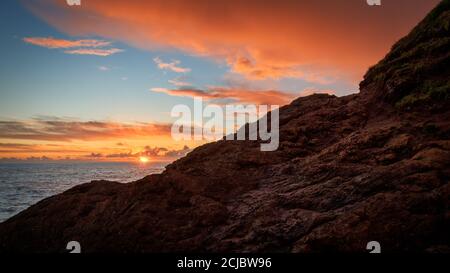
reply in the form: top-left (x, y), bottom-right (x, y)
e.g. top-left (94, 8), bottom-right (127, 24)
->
top-left (24, 0), bottom-right (439, 83)
top-left (23, 37), bottom-right (111, 48)
top-left (23, 36), bottom-right (123, 56)
top-left (151, 87), bottom-right (296, 105)
top-left (0, 118), bottom-right (171, 142)
top-left (154, 57), bottom-right (191, 73)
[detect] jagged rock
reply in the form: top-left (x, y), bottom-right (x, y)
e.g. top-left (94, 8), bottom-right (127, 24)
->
top-left (0, 1), bottom-right (449, 253)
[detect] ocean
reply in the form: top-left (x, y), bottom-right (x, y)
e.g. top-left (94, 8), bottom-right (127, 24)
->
top-left (0, 162), bottom-right (166, 222)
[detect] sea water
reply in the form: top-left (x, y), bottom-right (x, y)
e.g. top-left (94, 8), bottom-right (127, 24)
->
top-left (0, 161), bottom-right (166, 222)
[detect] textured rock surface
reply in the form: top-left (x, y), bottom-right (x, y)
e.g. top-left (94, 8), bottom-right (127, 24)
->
top-left (0, 1), bottom-right (449, 253)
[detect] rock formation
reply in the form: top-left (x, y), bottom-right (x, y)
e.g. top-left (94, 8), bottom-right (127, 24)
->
top-left (0, 0), bottom-right (449, 253)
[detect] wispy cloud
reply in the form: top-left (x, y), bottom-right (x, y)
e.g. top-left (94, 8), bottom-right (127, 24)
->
top-left (151, 87), bottom-right (210, 98)
top-left (98, 65), bottom-right (110, 71)
top-left (23, 37), bottom-right (111, 48)
top-left (168, 77), bottom-right (192, 87)
top-left (151, 87), bottom-right (296, 105)
top-left (154, 57), bottom-right (191, 73)
top-left (64, 48), bottom-right (123, 56)
top-left (23, 36), bottom-right (123, 57)
top-left (0, 143), bottom-right (32, 148)
top-left (0, 142), bottom-right (89, 154)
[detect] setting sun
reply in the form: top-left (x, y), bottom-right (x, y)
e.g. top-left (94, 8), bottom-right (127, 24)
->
top-left (139, 156), bottom-right (149, 163)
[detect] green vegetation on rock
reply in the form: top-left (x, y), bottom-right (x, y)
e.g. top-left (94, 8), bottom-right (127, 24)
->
top-left (360, 0), bottom-right (450, 109)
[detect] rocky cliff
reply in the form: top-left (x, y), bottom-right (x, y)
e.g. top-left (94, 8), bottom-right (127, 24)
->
top-left (0, 1), bottom-right (449, 253)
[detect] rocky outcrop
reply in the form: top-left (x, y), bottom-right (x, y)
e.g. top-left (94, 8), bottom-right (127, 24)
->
top-left (0, 1), bottom-right (449, 253)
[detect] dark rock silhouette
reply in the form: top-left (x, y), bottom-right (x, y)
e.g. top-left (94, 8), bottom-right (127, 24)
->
top-left (0, 1), bottom-right (449, 253)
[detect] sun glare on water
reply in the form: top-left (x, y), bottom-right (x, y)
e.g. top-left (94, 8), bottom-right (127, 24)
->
top-left (139, 156), bottom-right (149, 163)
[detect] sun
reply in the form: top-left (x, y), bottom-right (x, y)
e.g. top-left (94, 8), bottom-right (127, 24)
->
top-left (139, 156), bottom-right (149, 163)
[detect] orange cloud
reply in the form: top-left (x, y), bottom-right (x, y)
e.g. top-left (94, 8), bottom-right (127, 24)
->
top-left (0, 118), bottom-right (171, 142)
top-left (23, 37), bottom-right (111, 48)
top-left (151, 87), bottom-right (296, 105)
top-left (0, 116), bottom-right (204, 161)
top-left (25, 0), bottom-right (439, 83)
top-left (154, 57), bottom-right (191, 73)
top-left (0, 118), bottom-right (197, 161)
top-left (0, 143), bottom-right (89, 154)
top-left (0, 142), bottom-right (192, 162)
top-left (23, 36), bottom-right (122, 56)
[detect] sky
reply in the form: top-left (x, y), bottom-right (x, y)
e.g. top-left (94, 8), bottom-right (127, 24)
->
top-left (0, 0), bottom-right (440, 162)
